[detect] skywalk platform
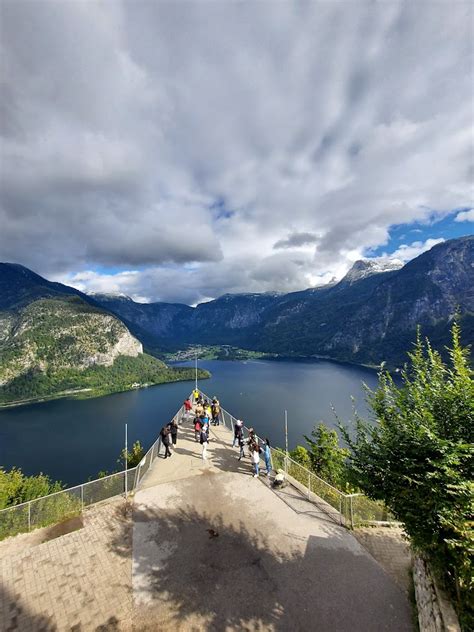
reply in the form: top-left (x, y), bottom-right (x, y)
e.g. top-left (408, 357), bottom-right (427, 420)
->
top-left (0, 413), bottom-right (414, 631)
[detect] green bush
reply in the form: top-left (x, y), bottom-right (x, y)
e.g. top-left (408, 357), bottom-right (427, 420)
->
top-left (342, 323), bottom-right (473, 629)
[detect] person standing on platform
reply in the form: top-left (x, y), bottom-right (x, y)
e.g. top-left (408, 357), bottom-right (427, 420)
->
top-left (194, 417), bottom-right (202, 442)
top-left (233, 419), bottom-right (243, 447)
top-left (238, 434), bottom-right (246, 461)
top-left (184, 398), bottom-right (192, 413)
top-left (200, 424), bottom-right (209, 460)
top-left (211, 399), bottom-right (220, 426)
top-left (262, 438), bottom-right (272, 476)
top-left (251, 443), bottom-right (260, 477)
top-left (193, 388), bottom-right (199, 403)
top-left (160, 425), bottom-right (172, 459)
top-left (170, 418), bottom-right (178, 450)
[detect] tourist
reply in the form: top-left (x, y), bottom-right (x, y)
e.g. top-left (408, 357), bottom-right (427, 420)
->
top-left (238, 434), bottom-right (246, 460)
top-left (262, 438), bottom-right (272, 476)
top-left (192, 388), bottom-right (199, 402)
top-left (251, 443), bottom-right (260, 477)
top-left (248, 427), bottom-right (257, 446)
top-left (233, 419), bottom-right (243, 447)
top-left (160, 425), bottom-right (172, 459)
top-left (184, 398), bottom-right (192, 413)
top-left (211, 399), bottom-right (220, 425)
top-left (170, 418), bottom-right (178, 449)
top-left (194, 418), bottom-right (202, 442)
top-left (195, 401), bottom-right (204, 417)
top-left (200, 423), bottom-right (209, 460)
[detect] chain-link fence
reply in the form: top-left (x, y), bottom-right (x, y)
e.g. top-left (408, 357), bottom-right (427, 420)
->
top-left (198, 389), bottom-right (399, 528)
top-left (0, 469), bottom-right (138, 541)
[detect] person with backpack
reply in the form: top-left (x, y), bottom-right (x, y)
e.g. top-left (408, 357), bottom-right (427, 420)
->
top-left (233, 419), bottom-right (243, 447)
top-left (200, 423), bottom-right (209, 460)
top-left (194, 418), bottom-right (202, 442)
top-left (160, 425), bottom-right (172, 459)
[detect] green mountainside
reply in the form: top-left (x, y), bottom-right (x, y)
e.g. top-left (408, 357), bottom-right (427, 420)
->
top-left (0, 294), bottom-right (207, 406)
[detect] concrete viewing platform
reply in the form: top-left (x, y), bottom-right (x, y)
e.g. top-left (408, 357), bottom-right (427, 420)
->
top-left (0, 412), bottom-right (413, 631)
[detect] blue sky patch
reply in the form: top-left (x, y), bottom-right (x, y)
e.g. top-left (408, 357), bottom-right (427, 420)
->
top-left (368, 209), bottom-right (473, 257)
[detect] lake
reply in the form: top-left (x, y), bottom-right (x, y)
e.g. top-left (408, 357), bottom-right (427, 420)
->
top-left (0, 359), bottom-right (380, 487)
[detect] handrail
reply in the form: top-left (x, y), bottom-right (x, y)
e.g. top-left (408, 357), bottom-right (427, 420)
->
top-left (0, 468), bottom-right (138, 514)
top-left (196, 388), bottom-right (398, 528)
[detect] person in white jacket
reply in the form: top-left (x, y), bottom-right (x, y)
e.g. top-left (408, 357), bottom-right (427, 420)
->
top-left (251, 443), bottom-right (260, 477)
top-left (200, 424), bottom-right (209, 460)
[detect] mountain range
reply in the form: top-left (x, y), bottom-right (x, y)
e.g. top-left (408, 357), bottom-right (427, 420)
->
top-left (91, 236), bottom-right (474, 366)
top-left (0, 236), bottom-right (472, 403)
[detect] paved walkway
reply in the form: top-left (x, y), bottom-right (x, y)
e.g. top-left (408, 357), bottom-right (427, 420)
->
top-left (0, 411), bottom-right (414, 631)
top-left (132, 419), bottom-right (413, 631)
top-left (0, 499), bottom-right (132, 631)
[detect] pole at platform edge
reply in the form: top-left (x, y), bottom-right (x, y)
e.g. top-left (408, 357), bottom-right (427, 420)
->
top-left (284, 410), bottom-right (289, 474)
top-left (125, 423), bottom-right (128, 498)
top-left (195, 352), bottom-right (198, 390)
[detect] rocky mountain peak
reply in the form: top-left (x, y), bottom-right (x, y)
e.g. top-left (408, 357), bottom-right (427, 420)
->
top-left (341, 258), bottom-right (403, 285)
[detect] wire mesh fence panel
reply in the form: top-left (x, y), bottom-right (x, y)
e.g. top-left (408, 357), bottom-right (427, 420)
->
top-left (0, 504), bottom-right (30, 540)
top-left (347, 495), bottom-right (399, 527)
top-left (82, 472), bottom-right (125, 506)
top-left (270, 448), bottom-right (286, 472)
top-left (307, 472), bottom-right (343, 518)
top-left (149, 439), bottom-right (160, 464)
top-left (30, 487), bottom-right (82, 530)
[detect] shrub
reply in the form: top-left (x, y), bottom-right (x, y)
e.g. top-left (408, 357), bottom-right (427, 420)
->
top-left (342, 323), bottom-right (473, 628)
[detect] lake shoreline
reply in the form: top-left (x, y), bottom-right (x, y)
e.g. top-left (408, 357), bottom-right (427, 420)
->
top-left (0, 373), bottom-right (210, 410)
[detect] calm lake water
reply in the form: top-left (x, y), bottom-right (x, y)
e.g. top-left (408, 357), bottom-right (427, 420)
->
top-left (0, 359), bottom-right (379, 487)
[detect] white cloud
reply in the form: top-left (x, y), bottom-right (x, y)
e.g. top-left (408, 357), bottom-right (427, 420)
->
top-left (383, 238), bottom-right (445, 262)
top-left (454, 209), bottom-right (474, 223)
top-left (1, 1), bottom-right (473, 302)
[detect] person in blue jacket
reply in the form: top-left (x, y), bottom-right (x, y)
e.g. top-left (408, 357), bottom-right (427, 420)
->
top-left (262, 438), bottom-right (272, 476)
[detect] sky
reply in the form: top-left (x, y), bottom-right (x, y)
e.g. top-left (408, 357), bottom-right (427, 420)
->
top-left (1, 1), bottom-right (473, 305)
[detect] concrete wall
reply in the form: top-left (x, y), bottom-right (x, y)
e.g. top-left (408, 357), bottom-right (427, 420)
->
top-left (413, 557), bottom-right (460, 632)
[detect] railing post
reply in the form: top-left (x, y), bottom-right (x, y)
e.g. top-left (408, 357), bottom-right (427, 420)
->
top-left (350, 495), bottom-right (354, 529)
top-left (81, 484), bottom-right (84, 509)
top-left (28, 502), bottom-right (31, 532)
top-left (308, 472), bottom-right (311, 499)
top-left (339, 496), bottom-right (343, 525)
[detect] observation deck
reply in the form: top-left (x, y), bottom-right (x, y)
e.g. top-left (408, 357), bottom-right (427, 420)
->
top-left (0, 398), bottom-right (413, 631)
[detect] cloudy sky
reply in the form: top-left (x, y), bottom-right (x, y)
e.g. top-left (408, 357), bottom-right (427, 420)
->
top-left (1, 1), bottom-right (473, 305)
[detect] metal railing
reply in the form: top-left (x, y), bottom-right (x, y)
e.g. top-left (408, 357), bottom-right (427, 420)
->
top-left (0, 469), bottom-right (138, 540)
top-left (0, 392), bottom-right (397, 540)
top-left (0, 402), bottom-right (186, 541)
top-left (133, 403), bottom-right (185, 487)
top-left (198, 389), bottom-right (399, 528)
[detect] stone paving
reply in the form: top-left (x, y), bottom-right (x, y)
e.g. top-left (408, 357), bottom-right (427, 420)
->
top-left (0, 410), bottom-right (415, 631)
top-left (0, 499), bottom-right (132, 631)
top-left (353, 526), bottom-right (413, 595)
